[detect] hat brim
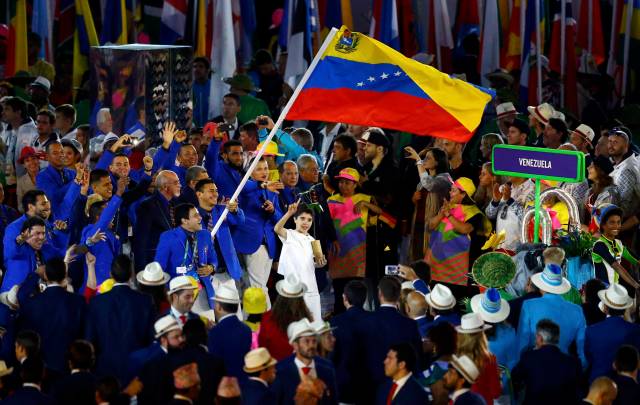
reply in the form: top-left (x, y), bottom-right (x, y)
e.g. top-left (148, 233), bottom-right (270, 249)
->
top-left (470, 294), bottom-right (510, 324)
top-left (288, 330), bottom-right (316, 344)
top-left (597, 290), bottom-right (633, 310)
top-left (0, 367), bottom-right (14, 378)
top-left (222, 77), bottom-right (261, 92)
top-left (455, 323), bottom-right (493, 334)
top-left (18, 154), bottom-right (39, 164)
top-left (154, 324), bottom-right (182, 339)
top-left (335, 174), bottom-right (357, 182)
top-left (243, 357), bottom-right (277, 373)
top-left (213, 296), bottom-right (240, 305)
top-left (527, 106), bottom-right (549, 124)
top-left (167, 284), bottom-right (197, 296)
top-left (531, 273), bottom-right (571, 294)
top-left (137, 271), bottom-right (171, 286)
top-left (275, 280), bottom-right (307, 298)
top-left (425, 293), bottom-right (456, 311)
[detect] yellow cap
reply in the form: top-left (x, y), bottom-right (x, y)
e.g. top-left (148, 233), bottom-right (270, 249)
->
top-left (335, 167), bottom-right (360, 183)
top-left (243, 287), bottom-right (267, 314)
top-left (257, 141), bottom-right (284, 157)
top-left (453, 177), bottom-right (476, 198)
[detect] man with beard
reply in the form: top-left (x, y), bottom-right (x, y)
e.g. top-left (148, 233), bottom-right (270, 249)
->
top-left (272, 318), bottom-right (338, 404)
top-left (442, 354), bottom-right (486, 404)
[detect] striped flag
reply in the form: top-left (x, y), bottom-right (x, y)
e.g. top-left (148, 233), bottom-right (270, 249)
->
top-left (160, 0), bottom-right (188, 44)
top-left (56, 0), bottom-right (76, 48)
top-left (208, 0), bottom-right (236, 118)
top-left (73, 0), bottom-right (99, 91)
top-left (455, 0), bottom-right (480, 49)
top-left (504, 0), bottom-right (524, 70)
top-left (101, 0), bottom-right (128, 44)
top-left (480, 0), bottom-right (501, 87)
top-left (6, 0), bottom-right (28, 77)
top-left (285, 0), bottom-right (315, 86)
top-left (428, 0), bottom-right (455, 71)
top-left (369, 0), bottom-right (400, 50)
top-left (577, 0), bottom-right (605, 68)
top-left (549, 0), bottom-right (578, 113)
top-left (32, 0), bottom-right (54, 63)
top-left (238, 0), bottom-right (257, 66)
top-left (520, 0), bottom-right (546, 107)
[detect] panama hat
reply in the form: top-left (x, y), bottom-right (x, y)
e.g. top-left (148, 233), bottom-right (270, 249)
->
top-left (213, 284), bottom-right (240, 305)
top-left (455, 313), bottom-right (492, 334)
top-left (168, 276), bottom-right (198, 296)
top-left (531, 263), bottom-right (571, 294)
top-left (425, 284), bottom-right (456, 310)
top-left (287, 318), bottom-right (316, 344)
top-left (472, 252), bottom-right (516, 289)
top-left (243, 348), bottom-right (277, 373)
top-left (470, 288), bottom-right (510, 324)
top-left (137, 262), bottom-right (170, 286)
top-left (311, 320), bottom-right (337, 335)
top-left (450, 354), bottom-right (480, 384)
top-left (598, 283), bottom-right (633, 311)
top-left (527, 102), bottom-right (555, 125)
top-left (154, 315), bottom-right (182, 338)
top-left (276, 273), bottom-right (307, 298)
top-left (0, 361), bottom-right (13, 377)
top-left (572, 124), bottom-right (595, 145)
top-left (496, 102), bottom-right (517, 118)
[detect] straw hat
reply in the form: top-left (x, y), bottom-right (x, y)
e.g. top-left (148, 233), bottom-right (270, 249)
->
top-left (425, 284), bottom-right (456, 311)
top-left (531, 263), bottom-right (571, 294)
top-left (496, 102), bottom-right (517, 118)
top-left (243, 348), bottom-right (277, 373)
top-left (173, 362), bottom-right (200, 389)
top-left (154, 315), bottom-right (181, 338)
top-left (213, 285), bottom-right (240, 305)
top-left (137, 262), bottom-right (170, 286)
top-left (455, 313), bottom-right (492, 334)
top-left (167, 276), bottom-right (198, 296)
top-left (598, 283), bottom-right (633, 311)
top-left (0, 360), bottom-right (13, 377)
top-left (276, 273), bottom-right (307, 298)
top-left (311, 320), bottom-right (336, 335)
top-left (527, 102), bottom-right (555, 125)
top-left (287, 318), bottom-right (316, 344)
top-left (572, 124), bottom-right (595, 145)
top-left (470, 288), bottom-right (510, 324)
top-left (471, 252), bottom-right (516, 289)
top-left (450, 354), bottom-right (480, 384)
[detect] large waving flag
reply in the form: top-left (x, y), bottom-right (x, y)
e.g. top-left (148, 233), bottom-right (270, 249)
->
top-left (504, 0), bottom-right (523, 70)
top-left (208, 0), bottom-right (236, 118)
top-left (101, 0), bottom-right (128, 44)
top-left (6, 0), bottom-right (28, 77)
top-left (285, 0), bottom-right (315, 86)
top-left (286, 26), bottom-right (494, 141)
top-left (73, 0), bottom-right (99, 91)
top-left (519, 0), bottom-right (545, 107)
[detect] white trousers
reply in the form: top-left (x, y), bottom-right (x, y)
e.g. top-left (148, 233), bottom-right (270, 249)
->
top-left (243, 245), bottom-right (273, 309)
top-left (304, 292), bottom-right (322, 323)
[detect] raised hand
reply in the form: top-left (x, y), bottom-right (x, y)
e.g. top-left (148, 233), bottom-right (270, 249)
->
top-left (162, 121), bottom-right (177, 148)
top-left (116, 176), bottom-right (129, 197)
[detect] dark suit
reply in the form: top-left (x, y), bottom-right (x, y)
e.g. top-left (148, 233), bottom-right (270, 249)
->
top-left (612, 373), bottom-right (640, 405)
top-left (133, 191), bottom-right (174, 271)
top-left (511, 345), bottom-right (581, 405)
top-left (376, 376), bottom-right (430, 404)
top-left (453, 390), bottom-right (487, 404)
top-left (1, 385), bottom-right (54, 405)
top-left (85, 285), bottom-right (155, 382)
top-left (272, 355), bottom-right (339, 405)
top-left (241, 378), bottom-right (276, 404)
top-left (52, 370), bottom-right (96, 405)
top-left (585, 316), bottom-right (640, 381)
top-left (211, 115), bottom-right (242, 139)
top-left (207, 314), bottom-right (251, 380)
top-left (170, 345), bottom-right (226, 405)
top-left (19, 283), bottom-right (86, 373)
top-left (126, 342), bottom-right (166, 384)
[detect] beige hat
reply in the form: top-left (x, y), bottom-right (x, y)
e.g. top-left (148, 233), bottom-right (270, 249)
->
top-left (527, 102), bottom-right (555, 125)
top-left (154, 315), bottom-right (182, 338)
top-left (598, 283), bottom-right (633, 311)
top-left (167, 276), bottom-right (197, 296)
top-left (455, 313), bottom-right (493, 334)
top-left (572, 124), bottom-right (595, 145)
top-left (276, 273), bottom-right (307, 298)
top-left (425, 284), bottom-right (456, 310)
top-left (496, 102), bottom-right (517, 118)
top-left (553, 111), bottom-right (566, 122)
top-left (287, 318), bottom-right (316, 344)
top-left (243, 348), bottom-right (277, 373)
top-left (450, 354), bottom-right (481, 384)
top-left (311, 320), bottom-right (336, 335)
top-left (0, 360), bottom-right (13, 377)
top-left (213, 284), bottom-right (240, 305)
top-left (137, 262), bottom-right (170, 286)
top-left (0, 285), bottom-right (19, 310)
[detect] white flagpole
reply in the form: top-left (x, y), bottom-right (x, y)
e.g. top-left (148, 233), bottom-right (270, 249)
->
top-left (210, 27), bottom-right (340, 238)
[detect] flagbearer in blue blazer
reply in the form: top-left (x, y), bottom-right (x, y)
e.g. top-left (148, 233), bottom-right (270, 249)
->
top-left (154, 203), bottom-right (217, 308)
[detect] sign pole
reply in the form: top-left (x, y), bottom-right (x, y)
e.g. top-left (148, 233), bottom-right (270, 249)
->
top-left (534, 179), bottom-right (541, 243)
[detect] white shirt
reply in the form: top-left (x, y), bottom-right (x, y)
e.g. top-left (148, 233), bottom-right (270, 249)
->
top-left (294, 357), bottom-right (317, 378)
top-left (23, 383), bottom-right (41, 391)
top-left (451, 388), bottom-right (470, 403)
top-left (277, 229), bottom-right (318, 293)
top-left (171, 306), bottom-right (189, 325)
top-left (390, 372), bottom-right (412, 400)
top-left (319, 123), bottom-right (342, 161)
top-left (217, 313), bottom-right (236, 323)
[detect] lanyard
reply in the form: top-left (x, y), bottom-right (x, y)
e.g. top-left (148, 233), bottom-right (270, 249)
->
top-left (182, 235), bottom-right (198, 268)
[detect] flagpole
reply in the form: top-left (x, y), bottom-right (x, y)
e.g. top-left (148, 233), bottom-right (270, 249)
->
top-left (560, 0), bottom-right (566, 107)
top-left (607, 0), bottom-right (619, 77)
top-left (434, 0), bottom-right (443, 70)
top-left (210, 27), bottom-right (340, 238)
top-left (588, 0), bottom-right (593, 55)
top-left (535, 0), bottom-right (543, 104)
top-left (622, 0), bottom-right (633, 105)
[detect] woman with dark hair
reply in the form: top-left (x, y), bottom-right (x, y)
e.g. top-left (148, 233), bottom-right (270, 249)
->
top-left (404, 146), bottom-right (451, 261)
top-left (581, 278), bottom-right (607, 325)
top-left (258, 274), bottom-right (313, 360)
top-left (422, 322), bottom-right (458, 405)
top-left (585, 156), bottom-right (620, 232)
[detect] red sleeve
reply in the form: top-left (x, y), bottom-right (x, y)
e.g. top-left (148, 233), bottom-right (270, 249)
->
top-left (471, 355), bottom-right (502, 402)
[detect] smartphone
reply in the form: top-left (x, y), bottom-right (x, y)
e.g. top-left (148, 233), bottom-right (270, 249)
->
top-left (385, 265), bottom-right (400, 276)
top-left (218, 123), bottom-right (234, 133)
top-left (258, 118), bottom-right (269, 126)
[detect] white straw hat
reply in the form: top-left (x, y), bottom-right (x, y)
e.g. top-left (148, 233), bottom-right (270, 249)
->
top-left (425, 284), bottom-right (456, 310)
top-left (276, 273), bottom-right (307, 298)
top-left (137, 262), bottom-right (170, 286)
top-left (455, 313), bottom-right (492, 334)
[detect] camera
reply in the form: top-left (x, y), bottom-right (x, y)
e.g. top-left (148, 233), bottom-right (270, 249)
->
top-left (218, 123), bottom-right (234, 133)
top-left (385, 265), bottom-right (400, 276)
top-left (258, 118), bottom-right (269, 126)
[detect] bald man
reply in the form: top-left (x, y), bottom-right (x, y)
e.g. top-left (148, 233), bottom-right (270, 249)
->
top-left (582, 376), bottom-right (618, 405)
top-left (404, 291), bottom-right (429, 338)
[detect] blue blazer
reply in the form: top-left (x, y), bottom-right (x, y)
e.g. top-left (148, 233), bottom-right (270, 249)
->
top-left (231, 185), bottom-right (282, 257)
top-left (133, 191), bottom-right (174, 271)
top-left (511, 345), bottom-right (581, 405)
top-left (585, 316), bottom-right (640, 381)
top-left (84, 285), bottom-right (155, 382)
top-left (272, 355), bottom-right (339, 405)
top-left (376, 376), bottom-right (430, 404)
top-left (19, 281), bottom-right (86, 373)
top-left (204, 139), bottom-right (243, 199)
top-left (199, 205), bottom-right (244, 280)
top-left (207, 315), bottom-right (252, 380)
top-left (1, 386), bottom-right (54, 405)
top-left (453, 391), bottom-right (487, 405)
top-left (52, 370), bottom-right (97, 405)
top-left (154, 141), bottom-right (187, 187)
top-left (154, 227), bottom-right (217, 278)
top-left (81, 195), bottom-right (122, 286)
top-left (35, 164), bottom-right (76, 219)
top-left (241, 378), bottom-right (275, 404)
top-left (126, 342), bottom-right (166, 384)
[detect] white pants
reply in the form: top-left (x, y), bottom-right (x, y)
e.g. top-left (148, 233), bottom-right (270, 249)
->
top-left (304, 292), bottom-right (322, 323)
top-left (243, 245), bottom-right (273, 309)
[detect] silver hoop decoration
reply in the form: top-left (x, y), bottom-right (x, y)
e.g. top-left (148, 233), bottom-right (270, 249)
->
top-left (520, 207), bottom-right (553, 245)
top-left (539, 187), bottom-right (581, 232)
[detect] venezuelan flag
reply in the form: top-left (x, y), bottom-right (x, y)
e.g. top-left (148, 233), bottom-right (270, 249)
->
top-left (6, 0), bottom-right (28, 77)
top-left (287, 26), bottom-right (494, 142)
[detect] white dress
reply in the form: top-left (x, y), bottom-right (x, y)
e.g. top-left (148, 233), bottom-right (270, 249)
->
top-left (277, 229), bottom-right (322, 322)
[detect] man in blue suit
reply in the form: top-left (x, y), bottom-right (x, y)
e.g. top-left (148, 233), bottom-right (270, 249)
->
top-left (585, 284), bottom-right (640, 382)
top-left (207, 285), bottom-right (252, 380)
top-left (376, 343), bottom-right (429, 405)
top-left (153, 122), bottom-right (198, 187)
top-left (2, 357), bottom-right (53, 405)
top-left (517, 264), bottom-right (587, 368)
top-left (241, 347), bottom-right (277, 404)
top-left (133, 170), bottom-right (181, 272)
top-left (84, 255), bottom-right (155, 383)
top-left (1, 216), bottom-right (48, 293)
top-left (272, 318), bottom-right (339, 404)
top-left (512, 319), bottom-right (581, 405)
top-left (203, 135), bottom-right (244, 199)
top-left (52, 340), bottom-right (97, 405)
top-left (175, 166), bottom-right (209, 207)
top-left (35, 141), bottom-right (76, 219)
top-left (18, 258), bottom-right (86, 374)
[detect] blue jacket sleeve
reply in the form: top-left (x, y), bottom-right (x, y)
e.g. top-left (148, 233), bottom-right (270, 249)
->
top-left (413, 279), bottom-right (430, 295)
top-left (226, 208), bottom-right (245, 227)
top-left (204, 139), bottom-right (223, 181)
top-left (154, 231), bottom-right (171, 272)
top-left (94, 195), bottom-right (123, 232)
top-left (56, 181), bottom-right (81, 222)
top-left (154, 141), bottom-right (181, 171)
top-left (259, 128), bottom-right (308, 162)
top-left (3, 223), bottom-right (30, 261)
top-left (95, 150), bottom-right (115, 170)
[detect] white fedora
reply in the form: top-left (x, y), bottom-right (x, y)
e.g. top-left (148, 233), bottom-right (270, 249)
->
top-left (470, 288), bottom-right (510, 324)
top-left (154, 315), bottom-right (182, 338)
top-left (425, 284), bottom-right (456, 311)
top-left (598, 283), bottom-right (633, 311)
top-left (496, 102), bottom-right (517, 118)
top-left (0, 285), bottom-right (19, 310)
top-left (167, 276), bottom-right (197, 296)
top-left (311, 320), bottom-right (336, 335)
top-left (213, 285), bottom-right (240, 305)
top-left (531, 264), bottom-right (571, 295)
top-left (287, 318), bottom-right (316, 344)
top-left (243, 348), bottom-right (277, 373)
top-left (527, 102), bottom-right (555, 125)
top-left (137, 262), bottom-right (170, 286)
top-left (455, 313), bottom-right (492, 334)
top-left (572, 124), bottom-right (595, 145)
top-left (276, 273), bottom-right (307, 298)
top-left (450, 354), bottom-right (480, 384)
